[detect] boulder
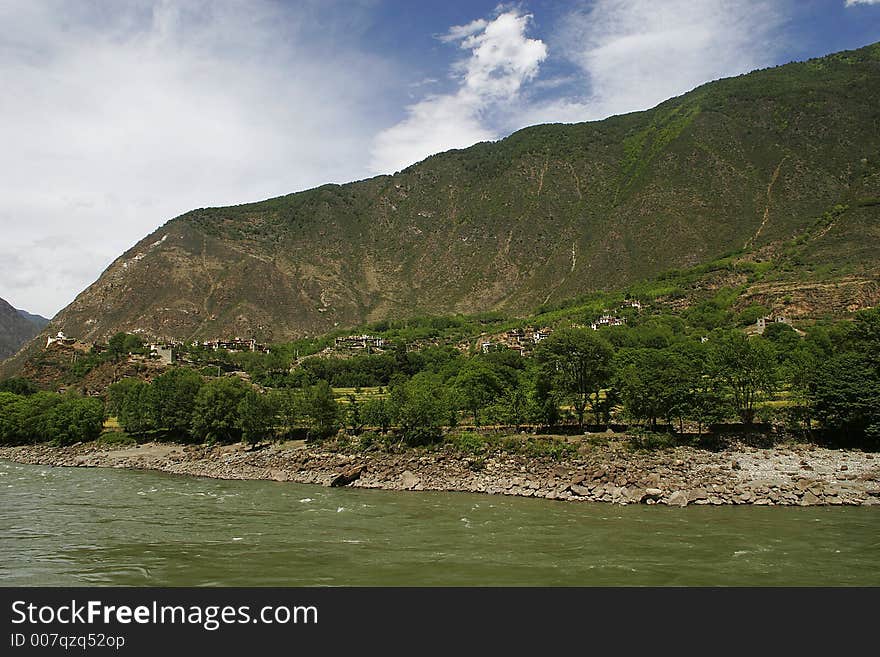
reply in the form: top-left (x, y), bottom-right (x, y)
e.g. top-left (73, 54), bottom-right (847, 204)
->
top-left (399, 470), bottom-right (421, 490)
top-left (667, 491), bottom-right (688, 507)
top-left (269, 469), bottom-right (288, 482)
top-left (328, 464), bottom-right (364, 487)
top-left (645, 487), bottom-right (663, 498)
top-left (570, 484), bottom-right (592, 497)
top-left (624, 487), bottom-right (646, 504)
top-left (800, 490), bottom-right (821, 506)
top-left (688, 488), bottom-right (708, 501)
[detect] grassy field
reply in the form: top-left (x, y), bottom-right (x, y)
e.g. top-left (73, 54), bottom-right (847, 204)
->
top-left (332, 387), bottom-right (388, 403)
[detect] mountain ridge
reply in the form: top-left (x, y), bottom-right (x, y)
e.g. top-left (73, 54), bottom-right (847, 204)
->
top-left (0, 298), bottom-right (46, 360)
top-left (12, 42), bottom-right (880, 358)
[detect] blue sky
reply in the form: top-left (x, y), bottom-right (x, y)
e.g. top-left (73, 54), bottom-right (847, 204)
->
top-left (1, 0), bottom-right (878, 316)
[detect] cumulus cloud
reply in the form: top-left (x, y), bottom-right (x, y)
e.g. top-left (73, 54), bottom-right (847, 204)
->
top-left (369, 10), bottom-right (547, 175)
top-left (528, 0), bottom-right (787, 123)
top-left (0, 0), bottom-right (398, 316)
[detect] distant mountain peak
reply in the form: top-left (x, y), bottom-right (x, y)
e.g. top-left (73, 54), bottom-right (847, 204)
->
top-left (0, 297), bottom-right (46, 360)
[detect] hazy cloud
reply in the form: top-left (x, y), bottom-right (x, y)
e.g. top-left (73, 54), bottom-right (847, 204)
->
top-left (0, 0), bottom-right (397, 316)
top-left (845, 1), bottom-right (880, 6)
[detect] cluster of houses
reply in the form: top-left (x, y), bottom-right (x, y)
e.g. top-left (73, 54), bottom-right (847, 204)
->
top-left (587, 299), bottom-right (642, 330)
top-left (334, 334), bottom-right (387, 351)
top-left (198, 338), bottom-right (270, 353)
top-left (479, 326), bottom-right (553, 355)
top-left (590, 315), bottom-right (626, 330)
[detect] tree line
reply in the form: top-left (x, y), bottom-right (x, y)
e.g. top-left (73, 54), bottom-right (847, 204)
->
top-left (1, 307), bottom-right (878, 448)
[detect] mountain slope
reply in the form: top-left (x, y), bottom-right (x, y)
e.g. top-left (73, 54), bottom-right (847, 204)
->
top-left (0, 298), bottom-right (44, 360)
top-left (16, 309), bottom-right (50, 330)
top-left (31, 43), bottom-right (880, 345)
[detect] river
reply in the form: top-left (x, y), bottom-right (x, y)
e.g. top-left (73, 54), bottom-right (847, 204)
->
top-left (1, 459), bottom-right (878, 586)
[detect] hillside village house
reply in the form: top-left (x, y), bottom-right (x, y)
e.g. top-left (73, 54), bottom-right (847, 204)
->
top-left (148, 343), bottom-right (175, 365)
top-left (201, 338), bottom-right (268, 353)
top-left (46, 331), bottom-right (76, 348)
top-left (480, 326), bottom-right (552, 355)
top-left (334, 335), bottom-right (385, 350)
top-left (591, 315), bottom-right (625, 330)
top-left (755, 315), bottom-right (790, 334)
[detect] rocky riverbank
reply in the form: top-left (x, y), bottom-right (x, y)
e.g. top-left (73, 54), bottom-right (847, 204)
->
top-left (2, 440), bottom-right (879, 506)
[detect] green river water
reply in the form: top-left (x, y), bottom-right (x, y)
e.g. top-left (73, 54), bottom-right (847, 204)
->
top-left (1, 459), bottom-right (878, 586)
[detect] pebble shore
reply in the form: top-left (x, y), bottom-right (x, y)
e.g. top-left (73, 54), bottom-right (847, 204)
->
top-left (2, 440), bottom-right (879, 506)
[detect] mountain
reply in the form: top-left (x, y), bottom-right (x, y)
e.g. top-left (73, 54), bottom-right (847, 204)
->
top-left (0, 298), bottom-right (45, 360)
top-left (19, 43), bottom-right (880, 347)
top-left (15, 309), bottom-right (50, 330)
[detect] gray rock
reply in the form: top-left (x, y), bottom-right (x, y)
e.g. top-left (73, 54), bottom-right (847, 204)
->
top-left (800, 490), bottom-right (821, 506)
top-left (688, 488), bottom-right (708, 501)
top-left (623, 487), bottom-right (645, 504)
top-left (666, 490), bottom-right (688, 507)
top-left (570, 484), bottom-right (592, 497)
top-left (399, 470), bottom-right (421, 490)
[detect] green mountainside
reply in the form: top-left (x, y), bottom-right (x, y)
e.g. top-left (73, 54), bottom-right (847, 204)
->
top-left (18, 42), bottom-right (880, 350)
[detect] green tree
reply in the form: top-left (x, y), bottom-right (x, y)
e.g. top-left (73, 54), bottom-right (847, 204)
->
top-left (302, 381), bottom-right (340, 439)
top-left (44, 396), bottom-right (105, 446)
top-left (191, 377), bottom-right (250, 443)
top-left (362, 397), bottom-right (392, 433)
top-left (0, 378), bottom-right (38, 396)
top-left (708, 331), bottom-right (778, 425)
top-left (118, 380), bottom-right (156, 435)
top-left (345, 393), bottom-right (364, 435)
top-left (151, 368), bottom-right (203, 437)
top-left (536, 328), bottom-right (614, 429)
top-left (106, 378), bottom-right (142, 417)
top-left (450, 359), bottom-right (503, 426)
top-left (389, 373), bottom-right (447, 446)
top-left (616, 348), bottom-right (689, 430)
top-left (106, 332), bottom-right (145, 362)
top-left (0, 392), bottom-right (32, 444)
top-left (810, 352), bottom-right (880, 445)
top-left (236, 390), bottom-right (280, 445)
top-left (275, 388), bottom-right (302, 439)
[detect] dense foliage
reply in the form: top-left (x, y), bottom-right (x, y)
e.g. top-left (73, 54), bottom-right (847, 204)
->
top-left (0, 391), bottom-right (104, 445)
top-left (2, 308), bottom-right (879, 449)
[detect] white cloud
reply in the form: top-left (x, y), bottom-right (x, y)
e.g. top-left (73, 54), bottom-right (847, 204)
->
top-left (369, 10), bottom-right (547, 175)
top-left (371, 1), bottom-right (787, 176)
top-left (531, 0), bottom-right (787, 123)
top-left (0, 0), bottom-right (398, 317)
top-left (845, 1), bottom-right (880, 6)
top-left (437, 18), bottom-right (489, 43)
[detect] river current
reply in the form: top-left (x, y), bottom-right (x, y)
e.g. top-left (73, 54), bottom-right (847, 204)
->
top-left (1, 459), bottom-right (877, 586)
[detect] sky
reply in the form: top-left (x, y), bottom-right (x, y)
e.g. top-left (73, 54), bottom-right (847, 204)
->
top-left (1, 0), bottom-right (879, 318)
